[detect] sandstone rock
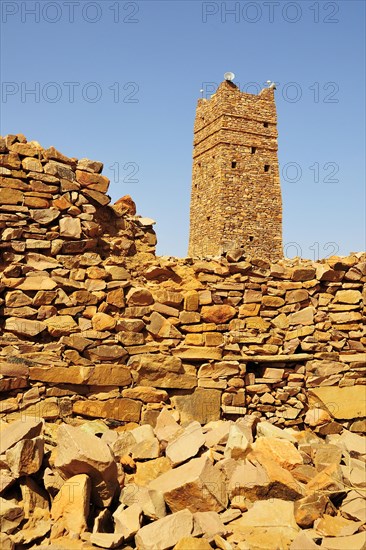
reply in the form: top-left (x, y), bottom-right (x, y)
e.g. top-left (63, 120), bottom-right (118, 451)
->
top-left (73, 398), bottom-right (141, 423)
top-left (309, 386), bottom-right (366, 419)
top-left (229, 453), bottom-right (304, 502)
top-left (154, 408), bottom-right (181, 443)
top-left (122, 386), bottom-right (168, 403)
top-left (59, 217), bottom-right (82, 239)
top-left (0, 418), bottom-right (43, 454)
top-left (106, 288), bottom-right (125, 308)
top-left (20, 476), bottom-right (49, 518)
top-left (0, 533), bottom-right (14, 550)
top-left (341, 490), bottom-right (366, 523)
top-left (256, 421), bottom-right (297, 443)
top-left (227, 499), bottom-right (299, 549)
top-left (5, 317), bottom-right (46, 337)
top-left (224, 424), bottom-right (250, 459)
top-left (166, 421), bottom-right (205, 466)
top-left (204, 421), bottom-right (232, 448)
top-left (288, 306), bottom-right (314, 326)
top-left (126, 287), bottom-right (154, 306)
top-left (120, 484), bottom-right (166, 520)
top-left (335, 289), bottom-right (362, 304)
top-left (201, 305), bottom-right (236, 324)
top-left (134, 457), bottom-right (172, 487)
top-left (128, 354), bottom-right (197, 389)
top-left (44, 315), bottom-right (79, 336)
top-left (294, 493), bottom-right (330, 528)
top-left (192, 511), bottom-right (227, 540)
top-left (171, 389), bottom-right (221, 424)
top-left (135, 509), bottom-right (194, 550)
top-left (18, 275), bottom-right (57, 290)
top-left (320, 532), bottom-right (366, 549)
top-left (89, 533), bottom-right (124, 548)
top-left (253, 436), bottom-right (303, 470)
top-left (113, 502), bottom-right (141, 539)
top-left (92, 312), bottom-right (116, 331)
top-left (174, 537), bottom-right (212, 550)
top-left (6, 437), bottom-right (44, 477)
top-left (51, 474), bottom-right (91, 539)
top-left (149, 456), bottom-right (227, 513)
top-left (314, 514), bottom-right (361, 537)
top-left (0, 497), bottom-right (24, 534)
top-left (173, 346), bottom-right (222, 361)
top-left (289, 531), bottom-right (319, 549)
top-left (55, 424), bottom-right (118, 506)
top-left (30, 208), bottom-right (60, 225)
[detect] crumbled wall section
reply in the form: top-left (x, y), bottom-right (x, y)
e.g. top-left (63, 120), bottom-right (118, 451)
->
top-left (0, 135), bottom-right (365, 433)
top-left (188, 80), bottom-right (283, 260)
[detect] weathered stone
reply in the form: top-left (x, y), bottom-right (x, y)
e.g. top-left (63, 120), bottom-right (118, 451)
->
top-left (5, 317), bottom-right (46, 336)
top-left (55, 424), bottom-right (118, 506)
top-left (174, 537), bottom-right (212, 550)
top-left (73, 398), bottom-right (141, 423)
top-left (92, 312), bottom-right (116, 331)
top-left (309, 386), bottom-right (366, 419)
top-left (149, 456), bottom-right (227, 513)
top-left (59, 217), bottom-right (81, 239)
top-left (253, 437), bottom-right (303, 470)
top-left (122, 386), bottom-right (168, 403)
top-left (227, 499), bottom-right (299, 549)
top-left (0, 497), bottom-right (24, 534)
top-left (314, 514), bottom-right (361, 537)
top-left (134, 457), bottom-right (172, 487)
top-left (6, 437), bottom-right (44, 477)
top-left (113, 502), bottom-right (141, 539)
top-left (320, 532), bottom-right (366, 550)
top-left (201, 305), bottom-right (236, 324)
top-left (135, 509), bottom-right (193, 550)
top-left (128, 354), bottom-right (197, 389)
top-left (166, 422), bottom-right (205, 466)
top-left (44, 315), bottom-right (79, 336)
top-left (51, 474), bottom-right (91, 539)
top-left (294, 493), bottom-right (330, 528)
top-left (171, 388), bottom-right (221, 425)
top-left (126, 287), bottom-right (154, 305)
top-left (0, 419), bottom-right (43, 454)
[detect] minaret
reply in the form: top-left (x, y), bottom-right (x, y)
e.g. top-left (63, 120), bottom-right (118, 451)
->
top-left (188, 74), bottom-right (283, 261)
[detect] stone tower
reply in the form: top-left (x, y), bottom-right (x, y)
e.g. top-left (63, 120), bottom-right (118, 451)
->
top-left (188, 78), bottom-right (283, 260)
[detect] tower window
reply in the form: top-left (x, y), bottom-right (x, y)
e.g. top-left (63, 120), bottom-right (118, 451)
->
top-left (251, 147), bottom-right (256, 154)
top-left (263, 122), bottom-right (269, 128)
top-left (264, 164), bottom-right (270, 172)
top-left (231, 161), bottom-right (237, 168)
top-left (249, 236), bottom-right (254, 242)
top-left (207, 216), bottom-right (211, 221)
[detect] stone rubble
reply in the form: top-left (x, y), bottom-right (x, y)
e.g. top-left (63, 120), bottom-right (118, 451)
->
top-left (0, 134), bottom-right (365, 549)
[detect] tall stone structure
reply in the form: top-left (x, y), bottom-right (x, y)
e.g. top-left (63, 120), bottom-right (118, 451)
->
top-left (188, 78), bottom-right (283, 260)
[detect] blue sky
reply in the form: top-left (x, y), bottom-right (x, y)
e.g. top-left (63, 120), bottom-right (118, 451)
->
top-left (1, 0), bottom-right (365, 259)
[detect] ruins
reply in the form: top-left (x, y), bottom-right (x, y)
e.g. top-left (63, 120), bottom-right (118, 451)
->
top-left (0, 86), bottom-right (364, 548)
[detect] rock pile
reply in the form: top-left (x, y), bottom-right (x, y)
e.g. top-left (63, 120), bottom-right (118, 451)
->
top-left (0, 412), bottom-right (365, 549)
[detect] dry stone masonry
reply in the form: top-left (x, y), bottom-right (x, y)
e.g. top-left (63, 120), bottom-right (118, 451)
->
top-left (0, 133), bottom-right (365, 549)
top-left (188, 80), bottom-right (283, 260)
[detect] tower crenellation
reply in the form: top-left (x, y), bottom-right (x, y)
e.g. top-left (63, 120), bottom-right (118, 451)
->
top-left (188, 77), bottom-right (283, 260)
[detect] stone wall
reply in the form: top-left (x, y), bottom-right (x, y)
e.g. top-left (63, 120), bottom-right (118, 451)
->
top-left (188, 80), bottom-right (283, 261)
top-left (0, 134), bottom-right (365, 434)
